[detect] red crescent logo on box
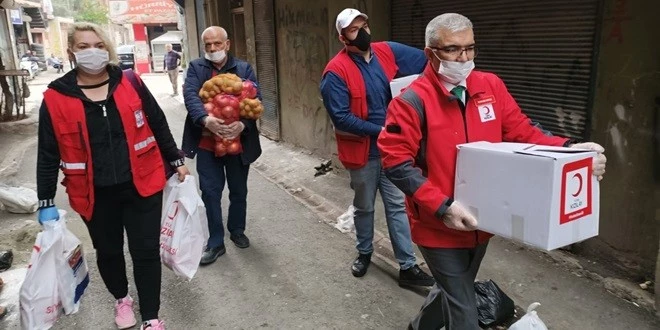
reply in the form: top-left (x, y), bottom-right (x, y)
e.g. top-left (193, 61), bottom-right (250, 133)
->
top-left (560, 158), bottom-right (593, 224)
top-left (167, 201), bottom-right (179, 220)
top-left (482, 106), bottom-right (491, 115)
top-left (572, 173), bottom-right (583, 197)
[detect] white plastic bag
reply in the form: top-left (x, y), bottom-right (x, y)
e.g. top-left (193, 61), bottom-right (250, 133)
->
top-left (335, 205), bottom-right (355, 233)
top-left (508, 302), bottom-right (548, 330)
top-left (57, 220), bottom-right (90, 314)
top-left (160, 175), bottom-right (210, 280)
top-left (19, 211), bottom-right (89, 329)
top-left (0, 185), bottom-right (38, 213)
top-left (19, 220), bottom-right (64, 330)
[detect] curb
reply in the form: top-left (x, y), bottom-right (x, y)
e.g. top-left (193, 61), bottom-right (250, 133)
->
top-left (252, 159), bottom-right (411, 274)
top-left (0, 114), bottom-right (38, 135)
top-left (0, 137), bottom-right (37, 181)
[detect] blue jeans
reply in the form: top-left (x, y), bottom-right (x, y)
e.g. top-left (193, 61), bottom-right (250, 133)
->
top-left (197, 149), bottom-right (250, 248)
top-left (348, 158), bottom-right (416, 270)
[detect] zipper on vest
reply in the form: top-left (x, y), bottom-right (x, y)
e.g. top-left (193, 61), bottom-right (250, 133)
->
top-left (458, 99), bottom-right (478, 246)
top-left (466, 105), bottom-right (477, 247)
top-left (458, 102), bottom-right (468, 143)
top-left (101, 102), bottom-right (118, 184)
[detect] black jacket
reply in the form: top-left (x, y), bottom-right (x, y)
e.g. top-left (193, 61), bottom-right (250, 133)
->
top-left (37, 65), bottom-right (183, 207)
top-left (182, 56), bottom-right (262, 164)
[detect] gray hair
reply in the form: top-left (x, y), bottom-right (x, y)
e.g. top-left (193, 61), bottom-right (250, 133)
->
top-left (201, 26), bottom-right (228, 42)
top-left (425, 13), bottom-right (473, 47)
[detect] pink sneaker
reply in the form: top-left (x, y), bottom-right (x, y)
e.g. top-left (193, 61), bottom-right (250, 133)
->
top-left (114, 296), bottom-right (137, 329)
top-left (140, 319), bottom-right (165, 330)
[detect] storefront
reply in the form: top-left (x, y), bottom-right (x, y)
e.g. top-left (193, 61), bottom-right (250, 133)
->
top-left (109, 0), bottom-right (181, 73)
top-left (391, 0), bottom-right (601, 140)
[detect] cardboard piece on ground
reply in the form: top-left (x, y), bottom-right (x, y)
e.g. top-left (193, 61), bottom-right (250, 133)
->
top-left (454, 142), bottom-right (600, 250)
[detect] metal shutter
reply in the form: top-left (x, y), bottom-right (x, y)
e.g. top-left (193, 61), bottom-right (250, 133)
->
top-left (391, 0), bottom-right (600, 139)
top-left (253, 0), bottom-right (281, 140)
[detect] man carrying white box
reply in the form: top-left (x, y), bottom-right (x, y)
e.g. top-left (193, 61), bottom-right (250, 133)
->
top-left (377, 13), bottom-right (607, 330)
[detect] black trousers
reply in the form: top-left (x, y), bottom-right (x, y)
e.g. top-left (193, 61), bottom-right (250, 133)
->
top-left (409, 243), bottom-right (489, 330)
top-left (84, 182), bottom-right (162, 321)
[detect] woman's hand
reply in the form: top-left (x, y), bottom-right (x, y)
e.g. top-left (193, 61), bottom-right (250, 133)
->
top-left (176, 165), bottom-right (190, 182)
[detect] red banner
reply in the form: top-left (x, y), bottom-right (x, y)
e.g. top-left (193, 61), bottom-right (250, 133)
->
top-left (109, 0), bottom-right (178, 24)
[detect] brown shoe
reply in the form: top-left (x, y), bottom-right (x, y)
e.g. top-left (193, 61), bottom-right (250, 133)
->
top-left (0, 305), bottom-right (7, 320)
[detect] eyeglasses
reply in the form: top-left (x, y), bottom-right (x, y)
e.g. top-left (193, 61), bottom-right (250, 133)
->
top-left (430, 46), bottom-right (478, 59)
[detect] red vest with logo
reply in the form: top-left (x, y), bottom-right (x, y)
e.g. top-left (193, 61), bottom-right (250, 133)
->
top-left (323, 42), bottom-right (398, 169)
top-left (43, 75), bottom-right (166, 220)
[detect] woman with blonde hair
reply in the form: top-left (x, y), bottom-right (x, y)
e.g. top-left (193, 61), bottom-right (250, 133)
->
top-left (36, 22), bottom-right (188, 330)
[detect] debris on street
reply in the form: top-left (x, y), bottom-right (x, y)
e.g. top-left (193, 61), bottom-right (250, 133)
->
top-left (0, 186), bottom-right (38, 214)
top-left (314, 160), bottom-right (332, 177)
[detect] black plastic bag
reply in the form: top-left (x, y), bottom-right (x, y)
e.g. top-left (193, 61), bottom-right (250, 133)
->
top-left (475, 280), bottom-right (515, 327)
top-left (0, 250), bottom-right (13, 272)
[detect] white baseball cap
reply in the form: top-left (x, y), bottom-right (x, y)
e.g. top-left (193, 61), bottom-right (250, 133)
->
top-left (335, 8), bottom-right (368, 35)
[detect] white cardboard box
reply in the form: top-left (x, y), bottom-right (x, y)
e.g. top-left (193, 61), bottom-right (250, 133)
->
top-left (390, 74), bottom-right (419, 98)
top-left (454, 142), bottom-right (600, 250)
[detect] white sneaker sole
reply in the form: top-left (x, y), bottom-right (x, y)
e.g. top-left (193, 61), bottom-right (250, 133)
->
top-left (117, 320), bottom-right (137, 330)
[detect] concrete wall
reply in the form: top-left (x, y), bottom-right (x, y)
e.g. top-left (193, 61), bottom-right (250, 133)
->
top-left (0, 9), bottom-right (19, 70)
top-left (588, 0), bottom-right (660, 276)
top-left (182, 0), bottom-right (200, 63)
top-left (275, 0), bottom-right (391, 158)
top-left (243, 0), bottom-right (257, 72)
top-left (47, 19), bottom-right (65, 58)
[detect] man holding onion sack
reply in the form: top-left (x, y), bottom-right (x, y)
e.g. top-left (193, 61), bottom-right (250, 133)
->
top-left (183, 26), bottom-right (262, 265)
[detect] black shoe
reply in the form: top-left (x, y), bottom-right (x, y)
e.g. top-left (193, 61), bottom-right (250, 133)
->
top-left (230, 233), bottom-right (250, 248)
top-left (351, 253), bottom-right (372, 277)
top-left (200, 245), bottom-right (225, 265)
top-left (399, 264), bottom-right (435, 287)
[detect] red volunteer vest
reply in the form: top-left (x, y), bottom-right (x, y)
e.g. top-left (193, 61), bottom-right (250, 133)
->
top-left (43, 74), bottom-right (166, 220)
top-left (323, 42), bottom-right (398, 169)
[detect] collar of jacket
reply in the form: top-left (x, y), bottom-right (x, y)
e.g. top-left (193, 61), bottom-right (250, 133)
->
top-left (200, 55), bottom-right (238, 73)
top-left (423, 63), bottom-right (487, 100)
top-left (347, 47), bottom-right (374, 63)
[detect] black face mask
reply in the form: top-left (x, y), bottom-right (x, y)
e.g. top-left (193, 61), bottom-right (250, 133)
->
top-left (345, 28), bottom-right (371, 52)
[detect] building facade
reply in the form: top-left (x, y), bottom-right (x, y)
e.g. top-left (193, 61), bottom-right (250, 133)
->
top-left (179, 0), bottom-right (660, 303)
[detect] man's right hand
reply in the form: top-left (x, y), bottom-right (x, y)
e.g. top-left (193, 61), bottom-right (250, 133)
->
top-left (203, 116), bottom-right (226, 136)
top-left (442, 202), bottom-right (478, 231)
top-left (38, 206), bottom-right (60, 225)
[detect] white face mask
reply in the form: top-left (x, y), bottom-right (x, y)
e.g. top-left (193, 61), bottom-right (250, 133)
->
top-left (205, 50), bottom-right (226, 63)
top-left (74, 48), bottom-right (109, 75)
top-left (433, 51), bottom-right (475, 84)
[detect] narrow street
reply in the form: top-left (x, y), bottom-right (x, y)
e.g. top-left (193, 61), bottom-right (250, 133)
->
top-left (0, 71), bottom-right (425, 329)
top-left (0, 70), bottom-right (657, 329)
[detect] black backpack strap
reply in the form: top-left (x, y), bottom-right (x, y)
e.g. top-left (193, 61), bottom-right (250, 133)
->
top-left (122, 69), bottom-right (148, 101)
top-left (399, 88), bottom-right (428, 177)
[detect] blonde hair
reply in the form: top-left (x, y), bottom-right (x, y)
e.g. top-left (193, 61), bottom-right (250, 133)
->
top-left (68, 22), bottom-right (118, 64)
